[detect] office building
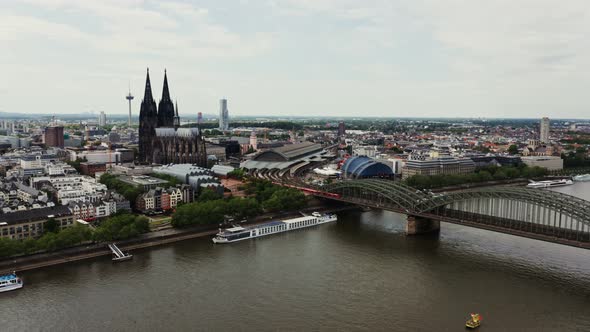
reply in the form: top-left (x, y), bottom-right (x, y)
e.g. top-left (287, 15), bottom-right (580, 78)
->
top-left (402, 155), bottom-right (476, 179)
top-left (219, 99), bottom-right (229, 131)
top-left (540, 117), bottom-right (550, 143)
top-left (521, 156), bottom-right (563, 171)
top-left (44, 126), bottom-right (64, 148)
top-left (338, 122), bottom-right (346, 137)
top-left (99, 111), bottom-right (107, 127)
top-left (0, 206), bottom-right (74, 240)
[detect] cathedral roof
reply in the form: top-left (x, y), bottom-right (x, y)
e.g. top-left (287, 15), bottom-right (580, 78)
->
top-left (155, 128), bottom-right (176, 136)
top-left (154, 128), bottom-right (200, 138)
top-left (176, 128), bottom-right (200, 137)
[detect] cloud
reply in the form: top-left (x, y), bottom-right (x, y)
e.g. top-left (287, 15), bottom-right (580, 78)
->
top-left (6, 0), bottom-right (273, 58)
top-left (410, 0), bottom-right (590, 74)
top-left (0, 13), bottom-right (85, 42)
top-left (1, 0), bottom-right (590, 118)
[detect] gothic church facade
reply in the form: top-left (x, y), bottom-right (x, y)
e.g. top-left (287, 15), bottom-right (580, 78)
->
top-left (138, 69), bottom-right (207, 166)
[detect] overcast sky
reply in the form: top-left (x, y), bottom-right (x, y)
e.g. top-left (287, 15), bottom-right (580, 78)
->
top-left (1, 0), bottom-right (589, 119)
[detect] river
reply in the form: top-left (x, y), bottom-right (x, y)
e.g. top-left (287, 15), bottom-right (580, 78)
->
top-left (2, 183), bottom-right (590, 331)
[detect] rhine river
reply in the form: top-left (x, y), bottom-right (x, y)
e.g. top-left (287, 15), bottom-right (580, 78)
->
top-left (2, 183), bottom-right (590, 331)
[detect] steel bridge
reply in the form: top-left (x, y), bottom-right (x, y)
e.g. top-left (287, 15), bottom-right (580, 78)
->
top-left (312, 179), bottom-right (590, 249)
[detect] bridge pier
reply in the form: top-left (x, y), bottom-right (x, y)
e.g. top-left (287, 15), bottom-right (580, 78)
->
top-left (406, 216), bottom-right (440, 235)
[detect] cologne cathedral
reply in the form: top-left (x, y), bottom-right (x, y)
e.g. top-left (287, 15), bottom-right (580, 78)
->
top-left (138, 69), bottom-right (207, 166)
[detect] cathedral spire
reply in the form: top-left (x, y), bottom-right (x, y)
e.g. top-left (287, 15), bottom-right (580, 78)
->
top-left (139, 67), bottom-right (158, 164)
top-left (162, 69), bottom-right (171, 102)
top-left (143, 68), bottom-right (153, 102)
top-left (173, 100), bottom-right (180, 129)
top-left (157, 69), bottom-right (175, 127)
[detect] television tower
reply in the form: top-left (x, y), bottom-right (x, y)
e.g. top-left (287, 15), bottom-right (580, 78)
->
top-left (126, 85), bottom-right (134, 126)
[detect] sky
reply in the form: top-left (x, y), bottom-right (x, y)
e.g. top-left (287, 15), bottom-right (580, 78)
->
top-left (1, 0), bottom-right (590, 119)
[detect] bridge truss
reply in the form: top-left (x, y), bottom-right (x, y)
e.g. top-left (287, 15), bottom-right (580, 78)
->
top-left (318, 179), bottom-right (590, 247)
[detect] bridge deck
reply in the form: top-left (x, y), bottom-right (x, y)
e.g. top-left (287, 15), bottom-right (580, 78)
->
top-left (307, 179), bottom-right (590, 249)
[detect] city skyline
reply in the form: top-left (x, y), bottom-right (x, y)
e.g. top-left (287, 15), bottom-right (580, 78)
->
top-left (2, 1), bottom-right (590, 328)
top-left (2, 1), bottom-right (590, 119)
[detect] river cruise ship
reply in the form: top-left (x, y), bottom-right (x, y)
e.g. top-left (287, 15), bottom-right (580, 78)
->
top-left (0, 272), bottom-right (23, 293)
top-left (212, 212), bottom-right (337, 244)
top-left (527, 179), bottom-right (573, 189)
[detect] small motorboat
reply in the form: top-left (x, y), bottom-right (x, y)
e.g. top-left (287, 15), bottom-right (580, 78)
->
top-left (465, 313), bottom-right (482, 329)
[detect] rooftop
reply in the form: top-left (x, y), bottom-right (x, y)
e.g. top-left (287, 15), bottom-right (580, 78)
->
top-left (0, 205), bottom-right (72, 226)
top-left (253, 142), bottom-right (323, 162)
top-left (119, 175), bottom-right (169, 186)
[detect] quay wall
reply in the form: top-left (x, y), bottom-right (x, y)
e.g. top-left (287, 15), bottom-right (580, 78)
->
top-left (0, 203), bottom-right (355, 274)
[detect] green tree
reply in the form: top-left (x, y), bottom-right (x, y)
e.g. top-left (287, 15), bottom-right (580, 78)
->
top-left (172, 200), bottom-right (227, 228)
top-left (493, 169), bottom-right (508, 180)
top-left (93, 213), bottom-right (149, 242)
top-left (198, 188), bottom-right (222, 202)
top-left (227, 168), bottom-right (246, 180)
top-left (44, 217), bottom-right (60, 233)
top-left (67, 157), bottom-right (88, 173)
top-left (100, 173), bottom-right (145, 203)
top-left (226, 197), bottom-right (261, 219)
top-left (508, 145), bottom-right (519, 155)
top-left (390, 146), bottom-right (403, 153)
top-left (263, 188), bottom-right (306, 212)
top-left (0, 224), bottom-right (94, 258)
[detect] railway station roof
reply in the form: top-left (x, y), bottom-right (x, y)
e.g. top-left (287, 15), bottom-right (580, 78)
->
top-left (252, 142), bottom-right (323, 162)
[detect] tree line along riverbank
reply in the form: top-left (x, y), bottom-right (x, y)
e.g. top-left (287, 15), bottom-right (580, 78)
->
top-left (0, 203), bottom-right (355, 275)
top-left (0, 179), bottom-right (309, 260)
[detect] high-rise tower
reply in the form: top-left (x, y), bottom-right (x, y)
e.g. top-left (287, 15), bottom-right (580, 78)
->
top-left (139, 68), bottom-right (158, 163)
top-left (157, 70), bottom-right (175, 127)
top-left (540, 117), bottom-right (550, 143)
top-left (126, 86), bottom-right (134, 126)
top-left (338, 122), bottom-right (346, 137)
top-left (219, 99), bottom-right (229, 130)
top-left (98, 111), bottom-right (107, 127)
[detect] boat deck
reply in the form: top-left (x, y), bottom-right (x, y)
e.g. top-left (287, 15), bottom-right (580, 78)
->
top-left (0, 274), bottom-right (17, 281)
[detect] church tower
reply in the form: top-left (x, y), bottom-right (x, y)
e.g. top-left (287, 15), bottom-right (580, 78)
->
top-left (173, 101), bottom-right (180, 129)
top-left (157, 70), bottom-right (175, 127)
top-left (138, 68), bottom-right (158, 163)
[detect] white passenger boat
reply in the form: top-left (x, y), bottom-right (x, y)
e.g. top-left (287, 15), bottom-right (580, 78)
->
top-left (0, 272), bottom-right (23, 293)
top-left (527, 179), bottom-right (573, 188)
top-left (212, 212), bottom-right (337, 244)
top-left (573, 174), bottom-right (590, 182)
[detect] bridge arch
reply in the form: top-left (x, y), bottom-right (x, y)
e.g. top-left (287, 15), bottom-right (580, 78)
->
top-left (415, 187), bottom-right (590, 226)
top-left (322, 179), bottom-right (426, 212)
top-left (317, 179), bottom-right (590, 244)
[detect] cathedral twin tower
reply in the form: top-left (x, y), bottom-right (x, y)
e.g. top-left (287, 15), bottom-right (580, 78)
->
top-left (138, 69), bottom-right (206, 166)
